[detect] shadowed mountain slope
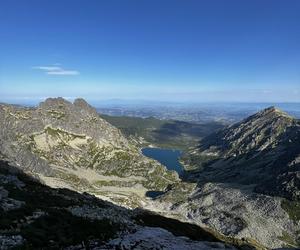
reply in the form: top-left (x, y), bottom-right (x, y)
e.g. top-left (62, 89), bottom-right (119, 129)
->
top-left (184, 106), bottom-right (300, 201)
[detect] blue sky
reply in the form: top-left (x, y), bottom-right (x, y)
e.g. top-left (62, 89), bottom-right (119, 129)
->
top-left (0, 0), bottom-right (300, 103)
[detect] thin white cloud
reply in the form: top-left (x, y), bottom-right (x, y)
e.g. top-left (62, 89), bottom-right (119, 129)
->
top-left (33, 65), bottom-right (80, 76)
top-left (47, 70), bottom-right (79, 75)
top-left (33, 66), bottom-right (62, 71)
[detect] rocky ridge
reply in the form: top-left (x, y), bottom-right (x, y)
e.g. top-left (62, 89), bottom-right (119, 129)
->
top-left (184, 106), bottom-right (300, 201)
top-left (0, 98), bottom-right (178, 207)
top-left (151, 107), bottom-right (300, 249)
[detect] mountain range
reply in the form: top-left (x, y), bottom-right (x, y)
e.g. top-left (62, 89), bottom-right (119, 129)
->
top-left (0, 98), bottom-right (299, 249)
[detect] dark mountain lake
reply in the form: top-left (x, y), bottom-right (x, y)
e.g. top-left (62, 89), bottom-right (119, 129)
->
top-left (142, 147), bottom-right (184, 175)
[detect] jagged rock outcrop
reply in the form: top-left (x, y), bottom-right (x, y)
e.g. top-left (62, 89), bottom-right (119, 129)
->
top-left (0, 98), bottom-right (178, 207)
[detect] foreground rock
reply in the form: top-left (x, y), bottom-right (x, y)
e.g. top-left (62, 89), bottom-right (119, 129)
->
top-left (102, 227), bottom-right (237, 250)
top-left (0, 160), bottom-right (245, 249)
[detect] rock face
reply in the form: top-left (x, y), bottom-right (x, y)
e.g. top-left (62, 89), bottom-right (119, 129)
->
top-left (103, 227), bottom-right (237, 250)
top-left (0, 160), bottom-right (241, 249)
top-left (155, 182), bottom-right (299, 249)
top-left (0, 98), bottom-right (178, 207)
top-left (185, 106), bottom-right (300, 201)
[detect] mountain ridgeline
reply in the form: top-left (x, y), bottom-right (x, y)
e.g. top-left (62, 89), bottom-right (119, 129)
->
top-left (1, 99), bottom-right (300, 249)
top-left (184, 106), bottom-right (300, 201)
top-left (0, 98), bottom-right (178, 207)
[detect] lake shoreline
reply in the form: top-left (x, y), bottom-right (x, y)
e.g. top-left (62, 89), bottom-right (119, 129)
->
top-left (141, 147), bottom-right (184, 176)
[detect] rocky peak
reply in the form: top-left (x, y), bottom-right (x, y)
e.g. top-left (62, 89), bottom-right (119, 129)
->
top-left (189, 106), bottom-right (300, 201)
top-left (198, 106), bottom-right (298, 158)
top-left (247, 106), bottom-right (293, 123)
top-left (38, 97), bottom-right (72, 110)
top-left (73, 98), bottom-right (97, 115)
top-left (262, 106), bottom-right (277, 112)
top-left (38, 97), bottom-right (98, 116)
top-left (73, 98), bottom-right (89, 107)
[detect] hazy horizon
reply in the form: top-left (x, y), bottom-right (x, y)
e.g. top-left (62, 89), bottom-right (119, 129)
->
top-left (1, 96), bottom-right (300, 106)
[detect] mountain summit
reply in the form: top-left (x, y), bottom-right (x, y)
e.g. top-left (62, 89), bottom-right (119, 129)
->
top-left (186, 107), bottom-right (300, 201)
top-left (200, 106), bottom-right (295, 156)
